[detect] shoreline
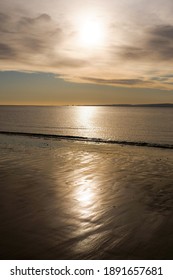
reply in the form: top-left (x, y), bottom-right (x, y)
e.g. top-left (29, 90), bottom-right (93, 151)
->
top-left (0, 131), bottom-right (173, 150)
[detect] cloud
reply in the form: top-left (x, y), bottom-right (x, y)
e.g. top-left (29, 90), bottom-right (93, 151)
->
top-left (1, 1), bottom-right (173, 91)
top-left (151, 25), bottom-right (173, 39)
top-left (119, 24), bottom-right (173, 62)
top-left (78, 77), bottom-right (153, 88)
top-left (0, 11), bottom-right (87, 72)
top-left (52, 58), bottom-right (88, 68)
top-left (147, 25), bottom-right (173, 60)
top-left (0, 12), bottom-right (12, 27)
top-left (0, 43), bottom-right (17, 59)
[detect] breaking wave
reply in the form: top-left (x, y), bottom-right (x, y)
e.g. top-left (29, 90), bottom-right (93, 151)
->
top-left (0, 130), bottom-right (173, 149)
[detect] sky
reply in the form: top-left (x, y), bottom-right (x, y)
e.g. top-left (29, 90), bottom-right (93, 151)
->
top-left (1, 0), bottom-right (173, 105)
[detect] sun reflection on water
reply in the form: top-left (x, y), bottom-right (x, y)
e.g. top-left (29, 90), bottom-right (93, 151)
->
top-left (76, 106), bottom-right (97, 128)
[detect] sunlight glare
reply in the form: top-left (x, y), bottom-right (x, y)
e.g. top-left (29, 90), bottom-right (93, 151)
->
top-left (78, 17), bottom-right (105, 47)
top-left (78, 186), bottom-right (94, 204)
top-left (77, 106), bottom-right (96, 128)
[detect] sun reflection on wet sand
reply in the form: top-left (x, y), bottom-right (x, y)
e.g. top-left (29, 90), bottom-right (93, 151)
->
top-left (76, 183), bottom-right (94, 205)
top-left (64, 149), bottom-right (117, 257)
top-left (1, 134), bottom-right (173, 259)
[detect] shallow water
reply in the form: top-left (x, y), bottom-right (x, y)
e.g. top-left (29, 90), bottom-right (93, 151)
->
top-left (0, 105), bottom-right (173, 145)
top-left (0, 134), bottom-right (173, 259)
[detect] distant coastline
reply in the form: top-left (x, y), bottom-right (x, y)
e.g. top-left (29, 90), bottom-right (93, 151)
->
top-left (77, 103), bottom-right (173, 107)
top-left (0, 103), bottom-right (173, 107)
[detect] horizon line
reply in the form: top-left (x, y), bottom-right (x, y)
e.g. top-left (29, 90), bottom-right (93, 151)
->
top-left (0, 103), bottom-right (173, 107)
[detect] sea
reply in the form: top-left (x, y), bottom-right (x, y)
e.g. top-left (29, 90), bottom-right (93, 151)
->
top-left (0, 105), bottom-right (173, 260)
top-left (0, 105), bottom-right (173, 147)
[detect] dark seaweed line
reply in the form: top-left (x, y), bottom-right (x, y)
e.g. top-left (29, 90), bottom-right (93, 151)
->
top-left (0, 130), bottom-right (173, 149)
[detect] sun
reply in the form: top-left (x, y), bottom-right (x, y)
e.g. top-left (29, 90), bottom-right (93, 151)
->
top-left (78, 17), bottom-right (105, 47)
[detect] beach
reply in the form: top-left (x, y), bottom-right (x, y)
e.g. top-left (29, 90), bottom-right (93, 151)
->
top-left (0, 133), bottom-right (173, 259)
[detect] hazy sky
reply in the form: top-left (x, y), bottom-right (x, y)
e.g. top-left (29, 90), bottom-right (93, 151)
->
top-left (1, 0), bottom-right (173, 104)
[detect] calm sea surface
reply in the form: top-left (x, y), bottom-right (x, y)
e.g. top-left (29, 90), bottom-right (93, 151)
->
top-left (0, 105), bottom-right (173, 146)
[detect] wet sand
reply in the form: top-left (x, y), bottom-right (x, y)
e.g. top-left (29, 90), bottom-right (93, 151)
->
top-left (0, 134), bottom-right (173, 259)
